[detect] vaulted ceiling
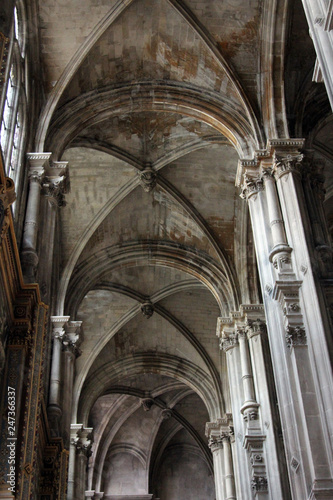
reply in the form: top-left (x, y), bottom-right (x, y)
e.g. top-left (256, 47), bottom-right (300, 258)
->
top-left (36, 0), bottom-right (333, 496)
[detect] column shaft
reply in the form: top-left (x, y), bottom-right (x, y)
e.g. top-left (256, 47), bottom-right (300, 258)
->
top-left (223, 437), bottom-right (236, 500)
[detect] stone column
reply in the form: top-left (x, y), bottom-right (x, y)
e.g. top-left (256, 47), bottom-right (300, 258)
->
top-left (69, 426), bottom-right (93, 500)
top-left (237, 143), bottom-right (333, 499)
top-left (218, 323), bottom-right (251, 498)
top-left (21, 153), bottom-right (51, 282)
top-left (38, 160), bottom-right (69, 302)
top-left (208, 436), bottom-right (225, 500)
top-left (222, 432), bottom-right (236, 500)
top-left (206, 417), bottom-right (236, 500)
top-left (62, 321), bottom-right (82, 448)
top-left (237, 327), bottom-right (259, 422)
top-left (48, 316), bottom-right (70, 436)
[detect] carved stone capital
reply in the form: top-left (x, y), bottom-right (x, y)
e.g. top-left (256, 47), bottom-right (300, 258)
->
top-left (26, 153), bottom-right (52, 185)
top-left (50, 316), bottom-right (70, 341)
top-left (252, 476), bottom-right (268, 492)
top-left (71, 426), bottom-right (93, 457)
top-left (62, 320), bottom-right (83, 357)
top-left (139, 164), bottom-right (157, 192)
top-left (285, 325), bottom-right (307, 349)
top-left (206, 415), bottom-right (234, 446)
top-left (43, 161), bottom-right (70, 206)
top-left (240, 173), bottom-right (264, 201)
top-left (43, 178), bottom-right (67, 207)
top-left (208, 435), bottom-right (223, 452)
top-left (220, 332), bottom-right (238, 351)
top-left (245, 319), bottom-right (267, 339)
top-left (273, 153), bottom-right (304, 180)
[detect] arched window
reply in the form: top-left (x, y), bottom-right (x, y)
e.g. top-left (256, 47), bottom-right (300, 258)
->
top-left (0, 1), bottom-right (27, 215)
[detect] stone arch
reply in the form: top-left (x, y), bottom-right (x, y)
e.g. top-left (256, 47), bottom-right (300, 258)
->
top-left (76, 353), bottom-right (224, 425)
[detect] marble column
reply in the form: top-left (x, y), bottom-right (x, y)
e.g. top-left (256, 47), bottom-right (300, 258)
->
top-left (21, 153), bottom-right (51, 282)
